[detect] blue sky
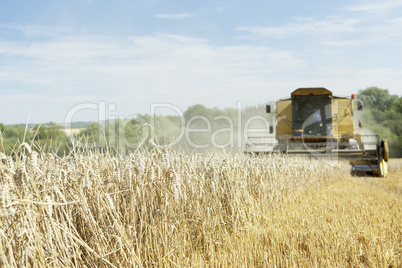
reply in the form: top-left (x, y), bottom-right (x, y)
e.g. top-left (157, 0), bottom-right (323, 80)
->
top-left (1, 0), bottom-right (402, 124)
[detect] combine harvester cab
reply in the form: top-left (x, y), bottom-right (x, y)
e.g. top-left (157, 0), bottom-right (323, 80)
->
top-left (246, 87), bottom-right (389, 177)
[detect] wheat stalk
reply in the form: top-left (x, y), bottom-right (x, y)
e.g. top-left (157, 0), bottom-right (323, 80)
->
top-left (0, 148), bottom-right (399, 267)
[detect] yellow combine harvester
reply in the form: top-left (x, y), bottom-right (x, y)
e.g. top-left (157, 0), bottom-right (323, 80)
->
top-left (246, 87), bottom-right (389, 177)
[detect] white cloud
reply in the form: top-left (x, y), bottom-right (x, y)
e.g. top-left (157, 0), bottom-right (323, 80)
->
top-left (345, 0), bottom-right (402, 13)
top-left (0, 33), bottom-right (305, 83)
top-left (0, 31), bottom-right (306, 123)
top-left (371, 17), bottom-right (402, 39)
top-left (236, 4), bottom-right (402, 47)
top-left (301, 66), bottom-right (402, 95)
top-left (0, 24), bottom-right (74, 37)
top-left (1, 14), bottom-right (402, 124)
top-left (236, 16), bottom-right (362, 39)
top-left (155, 13), bottom-right (193, 19)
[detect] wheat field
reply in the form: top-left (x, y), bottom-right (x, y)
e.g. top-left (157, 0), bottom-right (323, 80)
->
top-left (0, 144), bottom-right (401, 267)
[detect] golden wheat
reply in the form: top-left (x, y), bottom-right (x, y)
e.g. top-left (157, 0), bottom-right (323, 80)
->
top-left (0, 146), bottom-right (400, 267)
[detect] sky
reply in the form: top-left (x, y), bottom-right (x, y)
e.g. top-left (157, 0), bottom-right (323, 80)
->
top-left (0, 0), bottom-right (402, 124)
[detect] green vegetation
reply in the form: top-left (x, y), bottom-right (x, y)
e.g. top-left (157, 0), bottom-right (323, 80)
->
top-left (71, 105), bottom-right (270, 153)
top-left (0, 87), bottom-right (400, 157)
top-left (0, 122), bottom-right (70, 156)
top-left (357, 87), bottom-right (402, 157)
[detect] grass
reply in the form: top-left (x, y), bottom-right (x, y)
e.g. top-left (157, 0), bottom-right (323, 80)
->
top-left (0, 144), bottom-right (401, 267)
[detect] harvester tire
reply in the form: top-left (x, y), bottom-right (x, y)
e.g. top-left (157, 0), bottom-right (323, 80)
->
top-left (381, 140), bottom-right (389, 162)
top-left (379, 159), bottom-right (388, 178)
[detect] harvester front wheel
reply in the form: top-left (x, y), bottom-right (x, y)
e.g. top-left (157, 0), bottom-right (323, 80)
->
top-left (379, 159), bottom-right (388, 178)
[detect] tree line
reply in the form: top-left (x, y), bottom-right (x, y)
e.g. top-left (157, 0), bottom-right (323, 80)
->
top-left (0, 87), bottom-right (401, 157)
top-left (0, 122), bottom-right (69, 156)
top-left (357, 87), bottom-right (402, 157)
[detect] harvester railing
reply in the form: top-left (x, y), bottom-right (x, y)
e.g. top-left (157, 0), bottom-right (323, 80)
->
top-left (245, 134), bottom-right (381, 161)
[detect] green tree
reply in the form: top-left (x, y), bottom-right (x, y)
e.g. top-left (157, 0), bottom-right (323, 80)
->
top-left (32, 122), bottom-right (69, 155)
top-left (358, 87), bottom-right (402, 157)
